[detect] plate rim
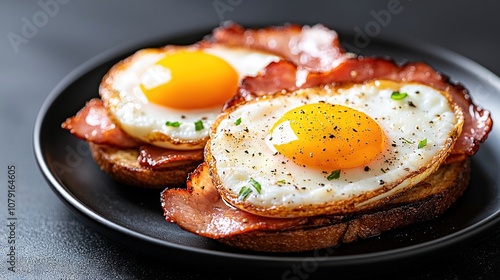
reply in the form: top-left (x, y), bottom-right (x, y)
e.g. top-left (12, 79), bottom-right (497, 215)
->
top-left (33, 26), bottom-right (500, 268)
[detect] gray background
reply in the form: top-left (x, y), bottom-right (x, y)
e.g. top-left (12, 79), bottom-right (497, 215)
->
top-left (1, 0), bottom-right (499, 279)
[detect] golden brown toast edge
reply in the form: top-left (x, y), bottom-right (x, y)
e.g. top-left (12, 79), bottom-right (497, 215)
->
top-left (218, 159), bottom-right (470, 252)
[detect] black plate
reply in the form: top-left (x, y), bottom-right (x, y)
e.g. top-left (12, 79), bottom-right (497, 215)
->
top-left (34, 28), bottom-right (500, 271)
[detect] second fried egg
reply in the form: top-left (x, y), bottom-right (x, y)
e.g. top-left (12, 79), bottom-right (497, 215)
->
top-left (206, 80), bottom-right (464, 218)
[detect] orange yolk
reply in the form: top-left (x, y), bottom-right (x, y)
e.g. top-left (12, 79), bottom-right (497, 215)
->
top-left (269, 103), bottom-right (385, 170)
top-left (140, 50), bottom-right (239, 110)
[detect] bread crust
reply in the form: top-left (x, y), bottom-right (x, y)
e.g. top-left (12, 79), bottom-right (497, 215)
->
top-left (89, 143), bottom-right (202, 188)
top-left (218, 159), bottom-right (470, 252)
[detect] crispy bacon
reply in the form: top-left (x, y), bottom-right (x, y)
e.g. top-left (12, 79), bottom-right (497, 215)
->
top-left (161, 163), bottom-right (308, 238)
top-left (61, 98), bottom-right (141, 148)
top-left (138, 145), bottom-right (203, 170)
top-left (161, 23), bottom-right (492, 241)
top-left (213, 22), bottom-right (349, 72)
top-left (234, 58), bottom-right (492, 158)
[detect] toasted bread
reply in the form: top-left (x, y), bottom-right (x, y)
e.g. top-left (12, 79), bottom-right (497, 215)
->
top-left (218, 159), bottom-right (470, 252)
top-left (89, 143), bottom-right (202, 188)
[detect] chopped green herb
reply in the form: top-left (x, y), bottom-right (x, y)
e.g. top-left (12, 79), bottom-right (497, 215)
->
top-left (277, 179), bottom-right (286, 185)
top-left (327, 170), bottom-right (341, 180)
top-left (238, 186), bottom-right (253, 200)
top-left (249, 178), bottom-right (261, 194)
top-left (235, 117), bottom-right (242, 126)
top-left (165, 121), bottom-right (181, 127)
top-left (401, 137), bottom-right (414, 144)
top-left (418, 138), bottom-right (427, 149)
top-left (194, 120), bottom-right (204, 131)
top-left (391, 91), bottom-right (408, 100)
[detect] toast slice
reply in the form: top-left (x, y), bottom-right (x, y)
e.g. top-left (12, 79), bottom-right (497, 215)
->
top-left (218, 159), bottom-right (470, 252)
top-left (89, 143), bottom-right (202, 188)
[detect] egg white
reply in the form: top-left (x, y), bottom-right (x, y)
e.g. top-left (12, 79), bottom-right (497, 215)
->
top-left (100, 45), bottom-right (280, 150)
top-left (206, 81), bottom-right (464, 217)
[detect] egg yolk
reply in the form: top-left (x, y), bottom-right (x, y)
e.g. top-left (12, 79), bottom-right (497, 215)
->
top-left (140, 50), bottom-right (239, 110)
top-left (269, 103), bottom-right (385, 170)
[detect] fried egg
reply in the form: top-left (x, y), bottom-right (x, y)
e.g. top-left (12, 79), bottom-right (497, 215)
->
top-left (99, 44), bottom-right (280, 150)
top-left (206, 80), bottom-right (464, 218)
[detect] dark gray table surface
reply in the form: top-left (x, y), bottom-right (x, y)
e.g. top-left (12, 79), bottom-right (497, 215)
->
top-left (1, 1), bottom-right (499, 279)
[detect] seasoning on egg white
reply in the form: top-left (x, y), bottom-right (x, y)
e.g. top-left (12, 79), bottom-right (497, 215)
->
top-left (206, 81), bottom-right (463, 217)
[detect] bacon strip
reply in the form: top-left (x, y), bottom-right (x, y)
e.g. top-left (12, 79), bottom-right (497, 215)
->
top-left (161, 23), bottom-right (492, 241)
top-left (62, 99), bottom-right (204, 168)
top-left (161, 163), bottom-right (308, 238)
top-left (213, 22), bottom-right (349, 72)
top-left (138, 145), bottom-right (203, 170)
top-left (61, 99), bottom-right (141, 148)
top-left (235, 58), bottom-right (492, 158)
